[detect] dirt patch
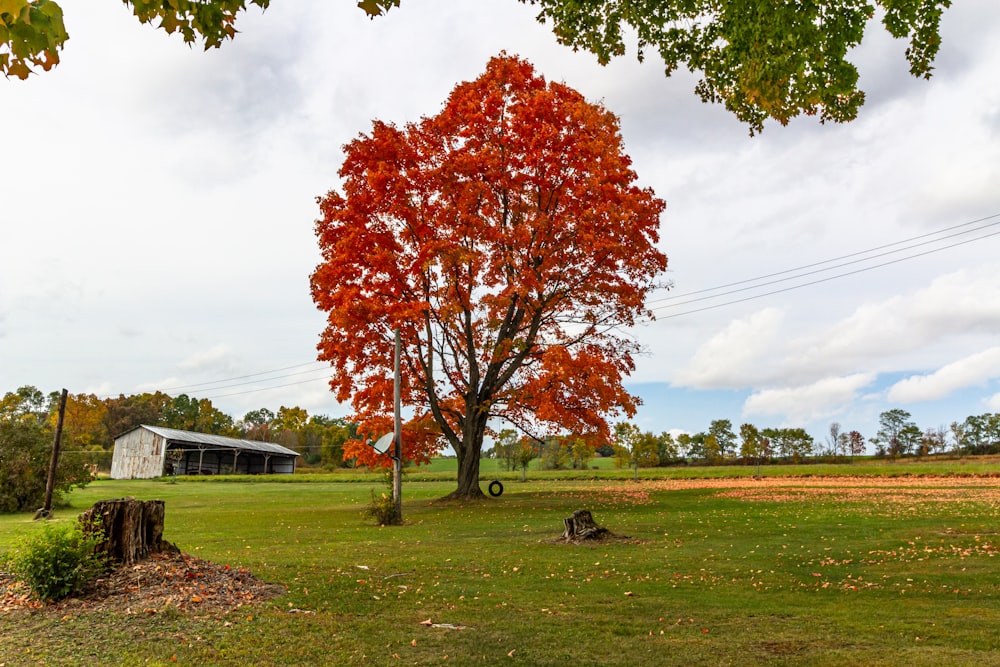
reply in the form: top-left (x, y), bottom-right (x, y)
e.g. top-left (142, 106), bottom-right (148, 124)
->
top-left (0, 551), bottom-right (284, 615)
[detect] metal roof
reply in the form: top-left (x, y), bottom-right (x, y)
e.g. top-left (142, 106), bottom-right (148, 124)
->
top-left (131, 425), bottom-right (300, 457)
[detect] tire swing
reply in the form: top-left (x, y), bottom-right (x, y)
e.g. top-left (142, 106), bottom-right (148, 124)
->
top-left (488, 479), bottom-right (504, 497)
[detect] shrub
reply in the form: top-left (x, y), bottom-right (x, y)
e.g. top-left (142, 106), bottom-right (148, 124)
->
top-left (0, 418), bottom-right (92, 513)
top-left (365, 489), bottom-right (400, 526)
top-left (3, 520), bottom-right (107, 601)
top-left (364, 470), bottom-right (401, 526)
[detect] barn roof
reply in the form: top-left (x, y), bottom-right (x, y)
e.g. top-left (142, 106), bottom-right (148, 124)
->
top-left (125, 425), bottom-right (300, 457)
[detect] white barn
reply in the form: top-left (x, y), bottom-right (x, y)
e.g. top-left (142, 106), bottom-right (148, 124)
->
top-left (111, 425), bottom-right (299, 479)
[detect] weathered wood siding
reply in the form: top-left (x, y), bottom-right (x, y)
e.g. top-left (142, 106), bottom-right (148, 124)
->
top-left (110, 428), bottom-right (167, 479)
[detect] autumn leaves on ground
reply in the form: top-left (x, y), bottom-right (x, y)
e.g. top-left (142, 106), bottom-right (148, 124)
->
top-left (2, 467), bottom-right (1000, 666)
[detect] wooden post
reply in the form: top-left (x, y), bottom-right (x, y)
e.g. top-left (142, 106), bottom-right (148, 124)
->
top-left (392, 328), bottom-right (403, 523)
top-left (37, 388), bottom-right (68, 520)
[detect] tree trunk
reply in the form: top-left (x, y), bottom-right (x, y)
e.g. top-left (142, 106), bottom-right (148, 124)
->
top-left (447, 452), bottom-right (485, 499)
top-left (79, 497), bottom-right (178, 566)
top-left (445, 418), bottom-right (488, 500)
top-left (561, 509), bottom-right (609, 541)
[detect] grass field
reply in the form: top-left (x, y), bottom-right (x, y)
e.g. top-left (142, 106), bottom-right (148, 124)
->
top-left (2, 461), bottom-right (1000, 666)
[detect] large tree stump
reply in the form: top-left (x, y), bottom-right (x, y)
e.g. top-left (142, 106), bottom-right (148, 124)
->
top-left (79, 497), bottom-right (178, 566)
top-left (562, 509), bottom-right (610, 541)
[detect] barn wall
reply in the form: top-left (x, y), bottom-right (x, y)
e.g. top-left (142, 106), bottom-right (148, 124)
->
top-left (110, 428), bottom-right (167, 479)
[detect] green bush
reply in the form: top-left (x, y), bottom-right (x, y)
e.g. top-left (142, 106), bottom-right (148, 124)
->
top-left (0, 418), bottom-right (92, 513)
top-left (3, 521), bottom-right (107, 601)
top-left (364, 470), bottom-right (401, 526)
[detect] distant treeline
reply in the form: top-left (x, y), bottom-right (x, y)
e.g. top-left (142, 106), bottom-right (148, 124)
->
top-left (0, 385), bottom-right (357, 470)
top-left (486, 411), bottom-right (1000, 472)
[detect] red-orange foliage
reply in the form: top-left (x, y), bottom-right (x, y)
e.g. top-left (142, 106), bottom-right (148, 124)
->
top-left (311, 54), bottom-right (667, 497)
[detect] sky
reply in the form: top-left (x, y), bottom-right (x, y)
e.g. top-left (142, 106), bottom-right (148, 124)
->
top-left (3, 0), bottom-right (1000, 452)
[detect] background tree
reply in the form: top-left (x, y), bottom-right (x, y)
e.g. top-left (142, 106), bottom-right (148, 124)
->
top-left (0, 402), bottom-right (91, 513)
top-left (677, 432), bottom-right (706, 461)
top-left (708, 419), bottom-right (736, 459)
top-left (702, 433), bottom-right (722, 465)
top-left (613, 422), bottom-right (641, 476)
top-left (918, 426), bottom-right (947, 457)
top-left (957, 413), bottom-right (1000, 455)
top-left (271, 405), bottom-right (309, 457)
top-left (949, 420), bottom-right (968, 456)
top-left (0, 386), bottom-right (49, 423)
top-left (300, 415), bottom-right (355, 468)
top-left (826, 422), bottom-right (843, 456)
top-left (633, 431), bottom-right (661, 469)
top-left (492, 428), bottom-right (520, 472)
top-left (613, 422), bottom-right (657, 478)
top-left (59, 392), bottom-right (110, 471)
top-left (656, 431), bottom-right (679, 466)
top-left (898, 423), bottom-right (922, 457)
top-left (240, 408), bottom-right (275, 441)
top-left (846, 430), bottom-right (866, 460)
top-left (739, 423), bottom-right (763, 464)
top-left (761, 427), bottom-right (814, 462)
top-left (539, 435), bottom-right (571, 471)
top-left (515, 436), bottom-right (537, 482)
top-left (311, 54), bottom-right (667, 498)
top-left (5, 1), bottom-right (954, 133)
top-left (570, 436), bottom-right (594, 470)
top-left (872, 409), bottom-right (918, 459)
top-left (103, 392), bottom-right (169, 440)
top-left (784, 428), bottom-right (815, 462)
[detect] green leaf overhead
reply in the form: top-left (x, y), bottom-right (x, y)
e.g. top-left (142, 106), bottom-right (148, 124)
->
top-left (522, 0), bottom-right (953, 133)
top-left (2, 0), bottom-right (956, 132)
top-left (1, 0), bottom-right (67, 79)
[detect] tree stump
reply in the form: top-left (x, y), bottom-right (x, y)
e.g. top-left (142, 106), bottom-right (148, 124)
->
top-left (561, 509), bottom-right (609, 541)
top-left (79, 497), bottom-right (178, 566)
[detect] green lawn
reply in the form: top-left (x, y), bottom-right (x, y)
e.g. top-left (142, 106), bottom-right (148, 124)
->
top-left (2, 468), bottom-right (1000, 665)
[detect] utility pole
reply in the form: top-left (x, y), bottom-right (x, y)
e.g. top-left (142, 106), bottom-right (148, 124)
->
top-left (392, 328), bottom-right (403, 523)
top-left (37, 388), bottom-right (68, 520)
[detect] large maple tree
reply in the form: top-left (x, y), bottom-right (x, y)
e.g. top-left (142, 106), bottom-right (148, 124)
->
top-left (310, 54), bottom-right (667, 498)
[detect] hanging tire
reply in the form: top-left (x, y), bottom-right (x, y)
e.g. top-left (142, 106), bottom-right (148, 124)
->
top-left (488, 480), bottom-right (504, 497)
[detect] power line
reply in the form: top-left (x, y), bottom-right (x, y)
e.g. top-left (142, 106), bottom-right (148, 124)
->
top-left (200, 374), bottom-right (336, 400)
top-left (167, 365), bottom-right (333, 395)
top-left (647, 211), bottom-right (1000, 305)
top-left (160, 361), bottom-right (327, 392)
top-left (650, 227), bottom-right (1000, 319)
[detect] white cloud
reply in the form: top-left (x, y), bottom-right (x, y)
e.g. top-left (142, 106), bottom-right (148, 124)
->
top-left (888, 347), bottom-right (1000, 402)
top-left (782, 263), bottom-right (1000, 380)
top-left (742, 373), bottom-right (876, 425)
top-left (674, 308), bottom-right (784, 389)
top-left (671, 263), bottom-right (1000, 394)
top-left (988, 394), bottom-right (1000, 412)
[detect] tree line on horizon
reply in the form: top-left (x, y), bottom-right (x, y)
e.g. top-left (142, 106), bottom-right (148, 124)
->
top-left (5, 386), bottom-right (1000, 474)
top-left (486, 410), bottom-right (1000, 475)
top-left (3, 383), bottom-right (1000, 514)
